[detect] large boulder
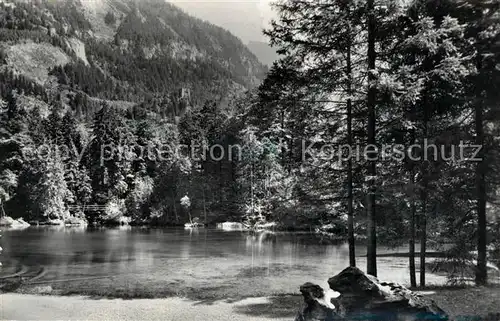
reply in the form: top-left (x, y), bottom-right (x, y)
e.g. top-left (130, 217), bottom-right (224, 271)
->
top-left (296, 267), bottom-right (448, 321)
top-left (295, 283), bottom-right (340, 321)
top-left (0, 216), bottom-right (16, 227)
top-left (216, 222), bottom-right (248, 231)
top-left (0, 216), bottom-right (30, 229)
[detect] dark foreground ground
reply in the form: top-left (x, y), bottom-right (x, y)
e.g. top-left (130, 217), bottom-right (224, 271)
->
top-left (428, 286), bottom-right (500, 320)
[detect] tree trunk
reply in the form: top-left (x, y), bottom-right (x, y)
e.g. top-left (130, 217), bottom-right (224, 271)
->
top-left (409, 169), bottom-right (417, 288)
top-left (251, 163), bottom-right (254, 217)
top-left (346, 14), bottom-right (355, 268)
top-left (281, 107), bottom-right (287, 169)
top-left (219, 161), bottom-right (223, 203)
top-left (366, 0), bottom-right (377, 277)
top-left (418, 96), bottom-right (431, 288)
top-left (0, 199), bottom-right (6, 218)
top-left (203, 184), bottom-right (207, 224)
top-left (419, 186), bottom-right (427, 287)
top-left (172, 190), bottom-right (178, 222)
top-left (475, 100), bottom-right (487, 285)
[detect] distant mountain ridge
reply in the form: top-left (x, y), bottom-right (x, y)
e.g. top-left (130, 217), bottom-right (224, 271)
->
top-left (247, 40), bottom-right (279, 67)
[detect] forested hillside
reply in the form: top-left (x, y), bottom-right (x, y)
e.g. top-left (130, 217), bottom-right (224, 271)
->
top-left (0, 0), bottom-right (274, 228)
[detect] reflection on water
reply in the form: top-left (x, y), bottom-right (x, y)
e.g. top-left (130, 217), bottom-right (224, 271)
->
top-left (0, 227), bottom-right (447, 297)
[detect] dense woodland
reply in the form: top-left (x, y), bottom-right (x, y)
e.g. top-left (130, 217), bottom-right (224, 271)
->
top-left (0, 0), bottom-right (500, 286)
top-left (258, 0), bottom-right (500, 286)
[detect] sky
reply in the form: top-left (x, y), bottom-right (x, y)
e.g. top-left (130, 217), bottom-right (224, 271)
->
top-left (168, 0), bottom-right (276, 44)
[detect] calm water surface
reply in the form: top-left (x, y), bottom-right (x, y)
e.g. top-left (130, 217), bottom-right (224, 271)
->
top-left (0, 227), bottom-right (446, 298)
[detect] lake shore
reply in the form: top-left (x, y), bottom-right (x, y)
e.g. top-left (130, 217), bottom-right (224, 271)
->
top-left (0, 293), bottom-right (295, 321)
top-left (2, 286), bottom-right (500, 320)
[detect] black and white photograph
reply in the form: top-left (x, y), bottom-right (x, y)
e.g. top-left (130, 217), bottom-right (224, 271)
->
top-left (0, 0), bottom-right (499, 320)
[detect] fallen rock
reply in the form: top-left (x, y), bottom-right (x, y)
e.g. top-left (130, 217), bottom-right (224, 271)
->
top-left (0, 216), bottom-right (30, 229)
top-left (0, 216), bottom-right (16, 227)
top-left (64, 216), bottom-right (88, 226)
top-left (295, 283), bottom-right (339, 321)
top-left (216, 222), bottom-right (248, 231)
top-left (15, 218), bottom-right (30, 228)
top-left (23, 285), bottom-right (53, 295)
top-left (296, 267), bottom-right (448, 321)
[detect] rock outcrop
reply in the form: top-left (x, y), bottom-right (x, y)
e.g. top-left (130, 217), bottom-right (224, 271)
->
top-left (296, 267), bottom-right (448, 321)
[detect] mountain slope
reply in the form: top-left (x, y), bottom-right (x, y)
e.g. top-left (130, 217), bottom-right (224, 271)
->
top-left (0, 0), bottom-right (266, 113)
